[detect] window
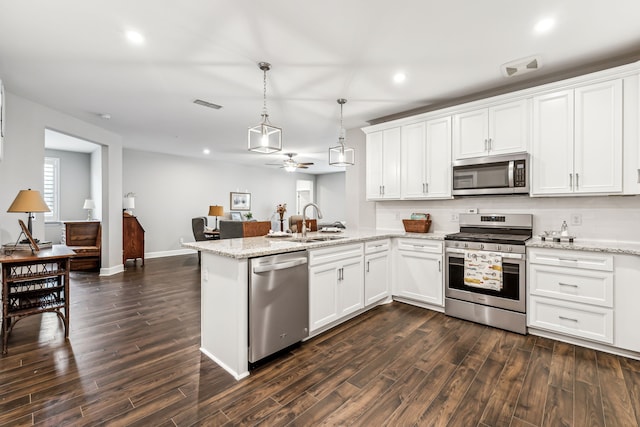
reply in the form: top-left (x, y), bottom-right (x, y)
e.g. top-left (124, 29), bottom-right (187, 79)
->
top-left (43, 157), bottom-right (60, 222)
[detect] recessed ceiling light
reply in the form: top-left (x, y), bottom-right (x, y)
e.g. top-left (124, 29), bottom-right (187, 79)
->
top-left (393, 72), bottom-right (406, 84)
top-left (126, 30), bottom-right (145, 45)
top-left (534, 18), bottom-right (555, 34)
top-left (203, 148), bottom-right (210, 155)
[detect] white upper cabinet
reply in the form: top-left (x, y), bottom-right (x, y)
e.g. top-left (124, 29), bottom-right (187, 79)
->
top-left (453, 99), bottom-right (529, 160)
top-left (532, 79), bottom-right (622, 196)
top-left (400, 117), bottom-right (452, 199)
top-left (366, 127), bottom-right (401, 200)
top-left (574, 80), bottom-right (623, 193)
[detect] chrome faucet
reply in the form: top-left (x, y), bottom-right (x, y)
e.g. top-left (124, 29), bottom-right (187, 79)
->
top-left (301, 203), bottom-right (323, 237)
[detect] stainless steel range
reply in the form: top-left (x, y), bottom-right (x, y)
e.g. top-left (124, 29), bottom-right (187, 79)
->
top-left (444, 213), bottom-right (532, 334)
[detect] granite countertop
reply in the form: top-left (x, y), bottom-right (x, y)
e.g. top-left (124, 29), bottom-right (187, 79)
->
top-left (182, 230), bottom-right (447, 259)
top-left (526, 238), bottom-right (640, 256)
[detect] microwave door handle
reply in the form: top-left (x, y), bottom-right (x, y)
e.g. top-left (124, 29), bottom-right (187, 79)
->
top-left (508, 160), bottom-right (515, 187)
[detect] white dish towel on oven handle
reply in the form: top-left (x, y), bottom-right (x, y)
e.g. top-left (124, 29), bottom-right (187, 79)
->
top-left (463, 250), bottom-right (503, 291)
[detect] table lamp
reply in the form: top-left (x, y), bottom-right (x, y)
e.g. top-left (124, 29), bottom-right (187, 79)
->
top-left (208, 205), bottom-right (224, 230)
top-left (83, 199), bottom-right (95, 220)
top-left (7, 188), bottom-right (51, 243)
top-left (123, 193), bottom-right (135, 215)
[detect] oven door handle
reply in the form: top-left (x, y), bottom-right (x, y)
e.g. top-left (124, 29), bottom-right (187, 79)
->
top-left (445, 247), bottom-right (525, 260)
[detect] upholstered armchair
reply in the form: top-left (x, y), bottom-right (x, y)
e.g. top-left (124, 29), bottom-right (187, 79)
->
top-left (191, 217), bottom-right (215, 263)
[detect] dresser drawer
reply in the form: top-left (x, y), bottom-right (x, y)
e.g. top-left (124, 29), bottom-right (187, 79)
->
top-left (528, 296), bottom-right (613, 344)
top-left (365, 239), bottom-right (390, 254)
top-left (528, 264), bottom-right (613, 307)
top-left (528, 249), bottom-right (613, 271)
top-left (396, 239), bottom-right (442, 254)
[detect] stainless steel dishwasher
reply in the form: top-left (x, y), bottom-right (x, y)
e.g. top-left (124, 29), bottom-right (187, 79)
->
top-left (249, 251), bottom-right (309, 363)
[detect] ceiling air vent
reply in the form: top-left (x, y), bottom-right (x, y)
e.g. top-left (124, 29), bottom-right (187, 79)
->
top-left (501, 56), bottom-right (542, 78)
top-left (193, 99), bottom-right (223, 110)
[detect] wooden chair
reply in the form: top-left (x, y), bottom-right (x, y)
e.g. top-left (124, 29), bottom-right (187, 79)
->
top-left (296, 219), bottom-right (318, 233)
top-left (63, 221), bottom-right (101, 271)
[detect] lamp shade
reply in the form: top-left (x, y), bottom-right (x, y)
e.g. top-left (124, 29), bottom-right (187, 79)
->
top-left (123, 197), bottom-right (135, 210)
top-left (83, 199), bottom-right (96, 209)
top-left (208, 205), bottom-right (224, 216)
top-left (7, 189), bottom-right (50, 213)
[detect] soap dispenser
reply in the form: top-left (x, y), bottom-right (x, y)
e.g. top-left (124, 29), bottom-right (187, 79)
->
top-left (560, 220), bottom-right (569, 237)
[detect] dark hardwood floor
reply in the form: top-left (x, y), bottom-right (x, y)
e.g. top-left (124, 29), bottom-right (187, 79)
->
top-left (1, 254), bottom-right (640, 426)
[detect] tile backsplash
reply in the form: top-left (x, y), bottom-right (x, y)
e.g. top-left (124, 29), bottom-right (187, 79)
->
top-left (376, 195), bottom-right (640, 242)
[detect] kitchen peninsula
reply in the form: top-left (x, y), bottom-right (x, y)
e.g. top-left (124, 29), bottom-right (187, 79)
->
top-left (182, 230), bottom-right (445, 379)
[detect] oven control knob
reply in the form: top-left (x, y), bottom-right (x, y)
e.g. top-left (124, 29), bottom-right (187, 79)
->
top-left (496, 245), bottom-right (502, 251)
top-left (507, 246), bottom-right (513, 252)
top-left (464, 243), bottom-right (468, 248)
top-left (480, 244), bottom-right (484, 250)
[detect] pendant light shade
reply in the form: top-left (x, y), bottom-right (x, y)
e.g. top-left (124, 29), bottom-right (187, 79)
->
top-left (248, 62), bottom-right (282, 153)
top-left (329, 98), bottom-right (355, 166)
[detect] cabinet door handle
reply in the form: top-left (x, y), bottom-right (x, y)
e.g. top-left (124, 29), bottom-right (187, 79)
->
top-left (559, 258), bottom-right (579, 262)
top-left (559, 316), bottom-right (579, 322)
top-left (558, 282), bottom-right (578, 288)
top-left (488, 138), bottom-right (492, 152)
top-left (484, 139), bottom-right (488, 151)
top-left (576, 173), bottom-right (579, 190)
top-left (366, 261), bottom-right (370, 273)
top-left (425, 183), bottom-right (428, 194)
top-left (637, 169), bottom-right (640, 184)
top-left (569, 173), bottom-right (573, 190)
top-left (382, 185), bottom-right (385, 196)
top-left (438, 260), bottom-right (441, 272)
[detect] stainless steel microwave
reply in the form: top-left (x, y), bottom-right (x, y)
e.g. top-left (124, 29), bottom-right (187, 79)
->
top-left (452, 153), bottom-right (529, 196)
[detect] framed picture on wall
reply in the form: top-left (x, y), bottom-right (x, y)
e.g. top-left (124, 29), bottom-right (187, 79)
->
top-left (230, 211), bottom-right (243, 221)
top-left (230, 192), bottom-right (251, 211)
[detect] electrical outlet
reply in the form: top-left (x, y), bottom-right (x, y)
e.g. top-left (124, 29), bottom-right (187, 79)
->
top-left (179, 237), bottom-right (184, 244)
top-left (570, 214), bottom-right (582, 226)
top-left (450, 213), bottom-right (459, 222)
top-left (203, 269), bottom-right (208, 282)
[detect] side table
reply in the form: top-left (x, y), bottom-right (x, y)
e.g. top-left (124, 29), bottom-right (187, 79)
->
top-left (1, 245), bottom-right (74, 354)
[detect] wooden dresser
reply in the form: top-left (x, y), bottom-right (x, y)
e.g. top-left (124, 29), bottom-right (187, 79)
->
top-left (63, 221), bottom-right (102, 271)
top-left (123, 212), bottom-right (145, 266)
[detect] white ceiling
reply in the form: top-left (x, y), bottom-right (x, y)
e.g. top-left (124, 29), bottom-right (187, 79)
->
top-left (1, 0), bottom-right (639, 173)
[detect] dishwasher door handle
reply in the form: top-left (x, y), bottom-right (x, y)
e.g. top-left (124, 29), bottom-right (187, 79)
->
top-left (252, 258), bottom-right (308, 273)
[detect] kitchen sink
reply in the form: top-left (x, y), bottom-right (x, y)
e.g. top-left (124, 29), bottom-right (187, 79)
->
top-left (291, 235), bottom-right (346, 243)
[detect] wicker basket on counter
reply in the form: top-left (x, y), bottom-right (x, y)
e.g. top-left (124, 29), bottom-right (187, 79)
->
top-left (402, 219), bottom-right (432, 233)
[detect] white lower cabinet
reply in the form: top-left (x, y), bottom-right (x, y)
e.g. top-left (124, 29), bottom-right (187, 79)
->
top-left (528, 248), bottom-right (614, 345)
top-left (309, 243), bottom-right (364, 332)
top-left (364, 239), bottom-right (390, 306)
top-left (394, 239), bottom-right (443, 307)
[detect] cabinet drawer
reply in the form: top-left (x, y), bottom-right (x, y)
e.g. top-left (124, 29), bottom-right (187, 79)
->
top-left (309, 243), bottom-right (363, 266)
top-left (528, 296), bottom-right (613, 344)
top-left (365, 239), bottom-right (390, 254)
top-left (529, 264), bottom-right (613, 307)
top-left (528, 249), bottom-right (613, 271)
top-left (396, 239), bottom-right (442, 254)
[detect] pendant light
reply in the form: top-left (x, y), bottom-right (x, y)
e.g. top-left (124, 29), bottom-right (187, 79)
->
top-left (248, 62), bottom-right (282, 153)
top-left (329, 98), bottom-right (355, 166)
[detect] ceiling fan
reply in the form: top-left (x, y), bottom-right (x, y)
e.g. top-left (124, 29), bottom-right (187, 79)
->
top-left (266, 153), bottom-right (314, 172)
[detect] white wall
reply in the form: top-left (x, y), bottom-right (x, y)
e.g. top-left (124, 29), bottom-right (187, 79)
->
top-left (0, 92), bottom-right (123, 272)
top-left (345, 127), bottom-right (375, 230)
top-left (316, 172), bottom-right (346, 223)
top-left (375, 195), bottom-right (640, 242)
top-left (43, 148), bottom-right (91, 243)
top-left (122, 148), bottom-right (316, 255)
